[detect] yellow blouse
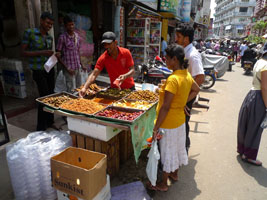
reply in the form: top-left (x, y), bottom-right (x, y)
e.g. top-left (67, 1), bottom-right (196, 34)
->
top-left (155, 69), bottom-right (194, 129)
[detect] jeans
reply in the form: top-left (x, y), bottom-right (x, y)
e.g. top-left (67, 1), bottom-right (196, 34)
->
top-left (32, 68), bottom-right (55, 131)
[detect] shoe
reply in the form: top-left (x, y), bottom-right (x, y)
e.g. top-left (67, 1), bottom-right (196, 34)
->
top-left (241, 155), bottom-right (262, 166)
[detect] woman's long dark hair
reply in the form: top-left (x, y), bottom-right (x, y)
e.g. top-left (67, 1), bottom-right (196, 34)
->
top-left (165, 44), bottom-right (189, 69)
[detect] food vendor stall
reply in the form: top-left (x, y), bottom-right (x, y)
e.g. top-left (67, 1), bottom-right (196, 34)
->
top-left (37, 86), bottom-right (158, 177)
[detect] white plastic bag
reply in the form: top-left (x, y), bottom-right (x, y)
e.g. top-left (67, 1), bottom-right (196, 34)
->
top-left (54, 70), bottom-right (67, 92)
top-left (261, 113), bottom-right (267, 129)
top-left (44, 54), bottom-right (58, 73)
top-left (79, 69), bottom-right (88, 85)
top-left (146, 140), bottom-right (160, 186)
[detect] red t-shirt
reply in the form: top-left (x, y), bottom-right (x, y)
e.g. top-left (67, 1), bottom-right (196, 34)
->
top-left (95, 47), bottom-right (135, 89)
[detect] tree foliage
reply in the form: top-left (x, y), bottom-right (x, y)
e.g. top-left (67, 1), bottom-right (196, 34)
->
top-left (245, 34), bottom-right (266, 44)
top-left (253, 20), bottom-right (267, 30)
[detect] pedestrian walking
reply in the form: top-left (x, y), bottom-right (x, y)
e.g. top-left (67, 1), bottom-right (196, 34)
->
top-left (175, 23), bottom-right (204, 152)
top-left (147, 44), bottom-right (200, 191)
top-left (56, 15), bottom-right (86, 93)
top-left (240, 41), bottom-right (248, 68)
top-left (237, 43), bottom-right (267, 166)
top-left (21, 12), bottom-right (59, 131)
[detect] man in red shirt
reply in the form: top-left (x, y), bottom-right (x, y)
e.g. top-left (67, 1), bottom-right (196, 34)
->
top-left (79, 32), bottom-right (135, 97)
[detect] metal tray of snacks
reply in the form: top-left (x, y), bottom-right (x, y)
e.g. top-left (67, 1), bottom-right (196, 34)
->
top-left (125, 90), bottom-right (159, 103)
top-left (59, 98), bottom-right (108, 117)
top-left (92, 97), bottom-right (117, 105)
top-left (96, 88), bottom-right (132, 100)
top-left (112, 98), bottom-right (156, 111)
top-left (94, 106), bottom-right (144, 124)
top-left (36, 92), bottom-right (78, 110)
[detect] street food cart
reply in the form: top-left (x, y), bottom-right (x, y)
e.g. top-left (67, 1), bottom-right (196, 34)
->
top-left (39, 88), bottom-right (158, 177)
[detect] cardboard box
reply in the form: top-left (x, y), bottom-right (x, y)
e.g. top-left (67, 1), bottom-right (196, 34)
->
top-left (4, 83), bottom-right (27, 98)
top-left (2, 69), bottom-right (25, 85)
top-left (51, 147), bottom-right (107, 200)
top-left (56, 175), bottom-right (111, 200)
top-left (67, 117), bottom-right (121, 142)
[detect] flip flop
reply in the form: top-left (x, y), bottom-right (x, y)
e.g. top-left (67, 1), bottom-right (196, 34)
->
top-left (241, 155), bottom-right (262, 166)
top-left (146, 182), bottom-right (158, 191)
top-left (155, 184), bottom-right (168, 192)
top-left (169, 175), bottom-right (178, 182)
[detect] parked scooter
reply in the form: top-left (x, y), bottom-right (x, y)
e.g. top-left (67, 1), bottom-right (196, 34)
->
top-left (136, 56), bottom-right (172, 84)
top-left (201, 65), bottom-right (216, 89)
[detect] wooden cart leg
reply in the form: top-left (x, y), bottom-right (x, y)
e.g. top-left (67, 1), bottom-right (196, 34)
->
top-left (119, 130), bottom-right (128, 164)
top-left (70, 131), bottom-right (77, 147)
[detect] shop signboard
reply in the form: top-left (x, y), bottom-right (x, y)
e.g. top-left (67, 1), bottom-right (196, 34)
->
top-left (182, 0), bottom-right (192, 22)
top-left (136, 0), bottom-right (158, 10)
top-left (159, 0), bottom-right (179, 15)
top-left (114, 6), bottom-right (124, 46)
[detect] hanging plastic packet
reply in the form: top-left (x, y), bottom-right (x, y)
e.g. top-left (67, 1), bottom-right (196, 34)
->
top-left (113, 78), bottom-right (121, 90)
top-left (260, 113), bottom-right (267, 129)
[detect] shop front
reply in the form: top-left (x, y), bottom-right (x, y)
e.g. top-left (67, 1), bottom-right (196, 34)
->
top-left (126, 2), bottom-right (162, 65)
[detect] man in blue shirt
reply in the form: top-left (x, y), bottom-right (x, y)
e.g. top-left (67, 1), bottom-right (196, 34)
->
top-left (161, 37), bottom-right (167, 57)
top-left (21, 12), bottom-right (59, 131)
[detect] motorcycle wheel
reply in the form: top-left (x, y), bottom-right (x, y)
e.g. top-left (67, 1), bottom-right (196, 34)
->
top-left (244, 69), bottom-right (251, 75)
top-left (201, 74), bottom-right (215, 89)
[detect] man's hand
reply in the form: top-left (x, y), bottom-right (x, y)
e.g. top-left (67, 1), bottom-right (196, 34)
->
top-left (184, 105), bottom-right (190, 116)
top-left (68, 69), bottom-right (75, 76)
top-left (79, 87), bottom-right (87, 98)
top-left (117, 74), bottom-right (126, 86)
top-left (81, 64), bottom-right (87, 72)
top-left (55, 52), bottom-right (61, 58)
top-left (42, 50), bottom-right (54, 57)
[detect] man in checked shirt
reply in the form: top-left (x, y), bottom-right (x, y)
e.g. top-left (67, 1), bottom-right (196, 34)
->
top-left (56, 15), bottom-right (86, 92)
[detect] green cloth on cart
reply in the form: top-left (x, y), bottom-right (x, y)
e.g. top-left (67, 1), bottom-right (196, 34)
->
top-left (129, 106), bottom-right (156, 163)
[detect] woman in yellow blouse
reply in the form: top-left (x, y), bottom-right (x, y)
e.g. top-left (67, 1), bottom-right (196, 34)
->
top-left (237, 43), bottom-right (267, 166)
top-left (152, 44), bottom-right (200, 191)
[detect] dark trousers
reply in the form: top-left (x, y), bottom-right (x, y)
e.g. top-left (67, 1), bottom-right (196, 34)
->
top-left (185, 97), bottom-right (196, 149)
top-left (32, 69), bottom-right (55, 131)
top-left (0, 33), bottom-right (5, 51)
top-left (241, 56), bottom-right (244, 68)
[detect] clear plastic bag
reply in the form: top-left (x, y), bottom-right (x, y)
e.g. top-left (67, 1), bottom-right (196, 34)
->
top-left (260, 113), bottom-right (267, 129)
top-left (146, 140), bottom-right (160, 186)
top-left (54, 70), bottom-right (67, 93)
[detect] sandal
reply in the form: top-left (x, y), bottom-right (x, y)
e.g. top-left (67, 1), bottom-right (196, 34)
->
top-left (169, 174), bottom-right (178, 182)
top-left (155, 183), bottom-right (168, 192)
top-left (146, 181), bottom-right (157, 191)
top-left (241, 155), bottom-right (262, 166)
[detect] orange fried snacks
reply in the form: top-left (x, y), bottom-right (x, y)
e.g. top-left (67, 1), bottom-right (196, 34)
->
top-left (60, 98), bottom-right (106, 114)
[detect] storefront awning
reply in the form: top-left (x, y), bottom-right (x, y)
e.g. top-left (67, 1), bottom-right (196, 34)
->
top-left (225, 25), bottom-right (231, 30)
top-left (236, 25), bottom-right (244, 30)
top-left (131, 3), bottom-right (162, 18)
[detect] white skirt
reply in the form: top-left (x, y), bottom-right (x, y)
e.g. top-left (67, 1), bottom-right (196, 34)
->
top-left (159, 123), bottom-right (188, 173)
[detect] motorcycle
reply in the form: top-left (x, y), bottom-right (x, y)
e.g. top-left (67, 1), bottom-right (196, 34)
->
top-left (244, 61), bottom-right (253, 75)
top-left (136, 56), bottom-right (172, 84)
top-left (201, 65), bottom-right (216, 89)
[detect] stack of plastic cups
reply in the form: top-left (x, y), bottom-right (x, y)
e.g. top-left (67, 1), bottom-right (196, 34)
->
top-left (6, 131), bottom-right (72, 200)
top-left (6, 140), bottom-right (29, 200)
top-left (38, 136), bottom-right (57, 200)
top-left (24, 144), bottom-right (42, 199)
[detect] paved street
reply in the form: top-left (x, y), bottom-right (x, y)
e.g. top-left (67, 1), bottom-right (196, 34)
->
top-left (153, 63), bottom-right (267, 200)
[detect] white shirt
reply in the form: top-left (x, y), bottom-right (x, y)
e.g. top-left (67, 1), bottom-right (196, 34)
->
top-left (240, 44), bottom-right (248, 56)
top-left (252, 58), bottom-right (267, 90)
top-left (184, 43), bottom-right (204, 77)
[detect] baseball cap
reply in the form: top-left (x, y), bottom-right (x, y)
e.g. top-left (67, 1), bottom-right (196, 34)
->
top-left (101, 32), bottom-right (116, 44)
